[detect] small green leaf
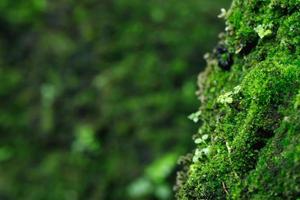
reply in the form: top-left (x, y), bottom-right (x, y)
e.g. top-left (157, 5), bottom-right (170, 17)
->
top-left (255, 25), bottom-right (272, 39)
top-left (188, 111), bottom-right (202, 123)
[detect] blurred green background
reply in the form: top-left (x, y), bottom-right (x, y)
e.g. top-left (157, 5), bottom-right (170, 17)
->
top-left (0, 0), bottom-right (230, 199)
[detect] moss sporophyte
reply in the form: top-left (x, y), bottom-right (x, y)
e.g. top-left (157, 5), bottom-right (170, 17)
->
top-left (176, 0), bottom-right (300, 199)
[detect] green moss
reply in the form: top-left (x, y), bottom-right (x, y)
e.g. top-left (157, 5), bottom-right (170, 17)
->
top-left (176, 0), bottom-right (300, 199)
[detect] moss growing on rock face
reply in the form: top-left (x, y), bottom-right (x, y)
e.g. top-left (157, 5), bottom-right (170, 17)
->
top-left (176, 0), bottom-right (300, 199)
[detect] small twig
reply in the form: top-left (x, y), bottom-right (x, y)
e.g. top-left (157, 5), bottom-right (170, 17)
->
top-left (222, 181), bottom-right (229, 196)
top-left (225, 141), bottom-right (231, 155)
top-left (226, 141), bottom-right (239, 179)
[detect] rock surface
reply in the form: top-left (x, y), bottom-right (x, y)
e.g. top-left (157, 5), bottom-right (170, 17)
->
top-left (176, 0), bottom-right (300, 199)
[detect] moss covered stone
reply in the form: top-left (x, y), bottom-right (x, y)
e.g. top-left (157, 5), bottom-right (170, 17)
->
top-left (176, 0), bottom-right (300, 199)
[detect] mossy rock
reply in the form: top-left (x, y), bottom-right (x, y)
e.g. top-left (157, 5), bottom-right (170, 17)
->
top-left (176, 0), bottom-right (300, 199)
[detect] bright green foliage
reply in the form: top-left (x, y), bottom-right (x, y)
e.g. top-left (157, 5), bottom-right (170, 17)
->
top-left (0, 0), bottom-right (230, 200)
top-left (176, 0), bottom-right (300, 199)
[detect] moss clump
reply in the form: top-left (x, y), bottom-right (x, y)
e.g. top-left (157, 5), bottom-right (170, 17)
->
top-left (176, 0), bottom-right (300, 199)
